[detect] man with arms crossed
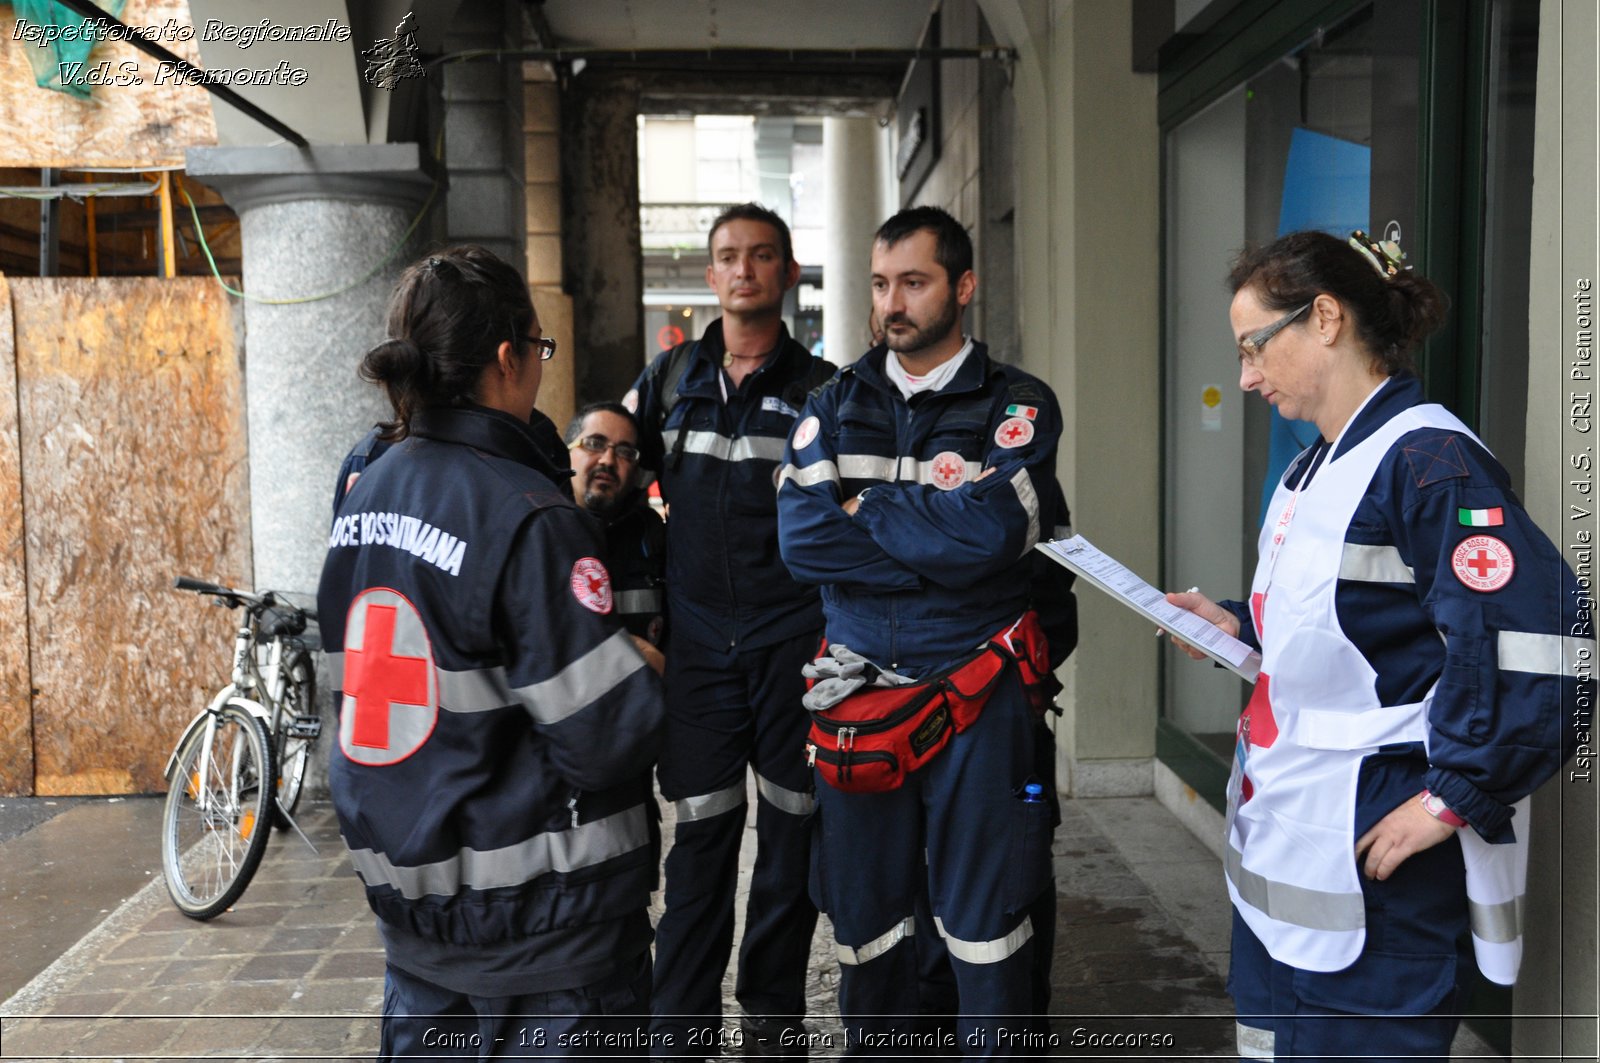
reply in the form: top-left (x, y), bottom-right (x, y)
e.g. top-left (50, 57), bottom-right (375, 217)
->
top-left (778, 206), bottom-right (1070, 1056)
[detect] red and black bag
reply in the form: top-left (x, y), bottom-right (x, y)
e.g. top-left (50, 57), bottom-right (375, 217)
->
top-left (806, 612), bottom-right (1054, 793)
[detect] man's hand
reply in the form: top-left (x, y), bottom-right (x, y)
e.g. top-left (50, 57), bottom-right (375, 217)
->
top-left (1354, 794), bottom-right (1459, 881)
top-left (1161, 591), bottom-right (1240, 660)
top-left (842, 495), bottom-right (862, 516)
top-left (630, 634), bottom-right (665, 676)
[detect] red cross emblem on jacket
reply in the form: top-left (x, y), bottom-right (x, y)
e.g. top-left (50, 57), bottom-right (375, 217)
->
top-left (339, 588), bottom-right (438, 765)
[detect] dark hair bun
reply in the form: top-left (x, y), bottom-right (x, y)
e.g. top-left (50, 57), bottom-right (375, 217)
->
top-left (359, 337), bottom-right (428, 388)
top-left (1384, 270), bottom-right (1449, 358)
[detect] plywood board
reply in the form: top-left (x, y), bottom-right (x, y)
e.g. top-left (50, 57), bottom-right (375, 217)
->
top-left (0, 0), bottom-right (217, 169)
top-left (12, 277), bottom-right (250, 794)
top-left (0, 275), bottom-right (35, 795)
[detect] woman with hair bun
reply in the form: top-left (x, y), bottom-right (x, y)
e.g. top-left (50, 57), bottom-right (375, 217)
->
top-left (318, 245), bottom-right (664, 1060)
top-left (1165, 230), bottom-right (1587, 1061)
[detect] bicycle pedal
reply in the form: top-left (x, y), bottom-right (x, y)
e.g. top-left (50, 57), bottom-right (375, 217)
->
top-left (289, 715), bottom-right (323, 739)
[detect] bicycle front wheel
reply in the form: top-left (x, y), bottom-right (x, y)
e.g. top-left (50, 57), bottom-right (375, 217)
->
top-left (161, 702), bottom-right (275, 919)
top-left (273, 651), bottom-right (316, 828)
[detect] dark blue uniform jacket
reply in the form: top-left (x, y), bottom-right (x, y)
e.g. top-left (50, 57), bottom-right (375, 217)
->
top-left (630, 321), bottom-right (829, 652)
top-left (319, 405), bottom-right (664, 994)
top-left (777, 342), bottom-right (1074, 673)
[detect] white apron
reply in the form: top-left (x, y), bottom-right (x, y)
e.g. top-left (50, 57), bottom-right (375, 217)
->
top-left (1226, 399), bottom-right (1530, 983)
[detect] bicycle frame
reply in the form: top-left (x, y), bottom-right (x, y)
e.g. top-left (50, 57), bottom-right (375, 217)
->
top-left (163, 619), bottom-right (283, 781)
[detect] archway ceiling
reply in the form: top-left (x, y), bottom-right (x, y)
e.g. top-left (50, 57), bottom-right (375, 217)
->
top-left (538, 0), bottom-right (935, 51)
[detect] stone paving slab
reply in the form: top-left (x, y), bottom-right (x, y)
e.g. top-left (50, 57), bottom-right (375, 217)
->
top-left (0, 790), bottom-right (1498, 1060)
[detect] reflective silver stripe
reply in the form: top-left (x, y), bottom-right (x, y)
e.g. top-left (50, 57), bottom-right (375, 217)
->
top-left (327, 653), bottom-right (515, 715)
top-left (778, 460), bottom-right (841, 490)
top-left (933, 914), bottom-right (1033, 965)
top-left (838, 453), bottom-right (897, 481)
top-left (1338, 542), bottom-right (1416, 584)
top-left (1226, 844), bottom-right (1365, 931)
top-left (1498, 631), bottom-right (1595, 678)
top-left (513, 629), bottom-right (644, 726)
top-left (347, 804), bottom-right (650, 900)
top-left (836, 916), bottom-right (914, 965)
top-left (1469, 893), bottom-right (1525, 944)
top-left (674, 781), bottom-right (746, 822)
top-left (733, 435), bottom-right (789, 463)
top-left (662, 429), bottom-right (785, 463)
top-left (437, 665), bottom-right (514, 712)
top-left (754, 772), bottom-right (814, 815)
top-left (1236, 1022), bottom-right (1275, 1059)
top-left (616, 588), bottom-right (663, 616)
top-left (1008, 468), bottom-right (1041, 550)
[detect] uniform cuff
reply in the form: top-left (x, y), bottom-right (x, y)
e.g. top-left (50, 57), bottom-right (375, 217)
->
top-left (1423, 767), bottom-right (1515, 843)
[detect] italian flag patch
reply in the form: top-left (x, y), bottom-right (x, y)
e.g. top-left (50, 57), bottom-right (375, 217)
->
top-left (1005, 404), bottom-right (1038, 420)
top-left (1458, 507), bottom-right (1504, 527)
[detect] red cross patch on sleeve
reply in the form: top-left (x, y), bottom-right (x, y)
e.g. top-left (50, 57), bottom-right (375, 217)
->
top-left (1451, 534), bottom-right (1515, 592)
top-left (995, 417), bottom-right (1034, 449)
top-left (570, 557), bottom-right (614, 613)
top-left (339, 588), bottom-right (439, 766)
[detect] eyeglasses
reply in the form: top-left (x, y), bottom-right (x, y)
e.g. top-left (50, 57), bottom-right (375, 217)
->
top-left (526, 335), bottom-right (558, 361)
top-left (1238, 301), bottom-right (1312, 364)
top-left (570, 434), bottom-right (640, 464)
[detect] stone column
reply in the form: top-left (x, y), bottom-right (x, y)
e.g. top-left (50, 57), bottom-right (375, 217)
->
top-left (184, 143), bottom-right (434, 596)
top-left (823, 117), bottom-right (883, 365)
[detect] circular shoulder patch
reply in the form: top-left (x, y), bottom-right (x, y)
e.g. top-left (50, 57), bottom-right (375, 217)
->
top-left (1451, 535), bottom-right (1515, 592)
top-left (570, 557), bottom-right (614, 613)
top-left (792, 415), bottom-right (820, 451)
top-left (930, 451), bottom-right (968, 491)
top-left (622, 388), bottom-right (639, 413)
top-left (995, 416), bottom-right (1035, 449)
top-left (339, 588), bottom-right (439, 767)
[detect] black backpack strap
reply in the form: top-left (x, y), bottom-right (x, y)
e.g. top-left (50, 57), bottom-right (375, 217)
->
top-left (655, 341), bottom-right (697, 472)
top-left (783, 356), bottom-right (838, 411)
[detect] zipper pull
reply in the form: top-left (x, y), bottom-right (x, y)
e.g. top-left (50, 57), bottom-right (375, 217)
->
top-left (806, 743), bottom-right (817, 767)
top-left (566, 790), bottom-right (581, 829)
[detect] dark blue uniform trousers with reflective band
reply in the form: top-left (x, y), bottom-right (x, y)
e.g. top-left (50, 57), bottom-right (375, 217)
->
top-left (812, 678), bottom-right (1051, 1057)
top-left (1227, 832), bottom-right (1470, 1062)
top-left (651, 633), bottom-right (822, 1057)
top-left (379, 954), bottom-right (651, 1061)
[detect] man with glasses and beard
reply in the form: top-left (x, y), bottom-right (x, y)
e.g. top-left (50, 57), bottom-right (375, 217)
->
top-left (565, 402), bottom-right (666, 662)
top-left (777, 206), bottom-right (1075, 1055)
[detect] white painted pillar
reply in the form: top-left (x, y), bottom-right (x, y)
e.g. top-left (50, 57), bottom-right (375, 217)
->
top-left (823, 117), bottom-right (886, 365)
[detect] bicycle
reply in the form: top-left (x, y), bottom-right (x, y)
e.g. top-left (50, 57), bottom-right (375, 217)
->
top-left (161, 576), bottom-right (322, 919)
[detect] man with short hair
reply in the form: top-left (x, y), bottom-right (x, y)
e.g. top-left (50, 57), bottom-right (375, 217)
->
top-left (628, 203), bottom-right (835, 1059)
top-left (565, 402), bottom-right (666, 650)
top-left (777, 205), bottom-right (1075, 1053)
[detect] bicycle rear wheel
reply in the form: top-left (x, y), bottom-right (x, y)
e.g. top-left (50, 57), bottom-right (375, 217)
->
top-left (161, 702), bottom-right (274, 919)
top-left (273, 651), bottom-right (316, 828)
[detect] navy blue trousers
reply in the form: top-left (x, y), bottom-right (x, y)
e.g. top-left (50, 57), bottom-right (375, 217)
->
top-left (651, 634), bottom-right (822, 1057)
top-left (379, 954), bottom-right (651, 1061)
top-left (812, 678), bottom-right (1052, 1058)
top-left (1228, 831), bottom-right (1471, 1062)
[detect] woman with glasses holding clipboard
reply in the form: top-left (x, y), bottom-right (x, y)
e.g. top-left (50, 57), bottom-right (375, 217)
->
top-left (1165, 230), bottom-right (1587, 1062)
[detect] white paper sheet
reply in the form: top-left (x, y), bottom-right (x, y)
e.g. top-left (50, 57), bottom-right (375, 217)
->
top-left (1036, 535), bottom-right (1261, 683)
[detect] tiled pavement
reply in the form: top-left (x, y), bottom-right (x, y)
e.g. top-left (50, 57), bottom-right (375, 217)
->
top-left (0, 790), bottom-right (1240, 1061)
top-left (0, 789), bottom-right (1498, 1060)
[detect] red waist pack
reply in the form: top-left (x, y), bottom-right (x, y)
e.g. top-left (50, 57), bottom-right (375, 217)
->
top-left (806, 612), bottom-right (1053, 793)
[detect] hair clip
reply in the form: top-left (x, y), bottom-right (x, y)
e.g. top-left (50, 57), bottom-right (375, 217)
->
top-left (1348, 229), bottom-right (1406, 279)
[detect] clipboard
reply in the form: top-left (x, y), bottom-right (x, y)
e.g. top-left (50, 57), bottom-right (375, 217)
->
top-left (1036, 535), bottom-right (1261, 683)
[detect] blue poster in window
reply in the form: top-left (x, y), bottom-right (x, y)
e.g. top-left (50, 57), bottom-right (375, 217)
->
top-left (1259, 127), bottom-right (1371, 522)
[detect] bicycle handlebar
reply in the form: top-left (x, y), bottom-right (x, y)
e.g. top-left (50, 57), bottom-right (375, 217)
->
top-left (174, 576), bottom-right (233, 596)
top-left (173, 576), bottom-right (317, 623)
